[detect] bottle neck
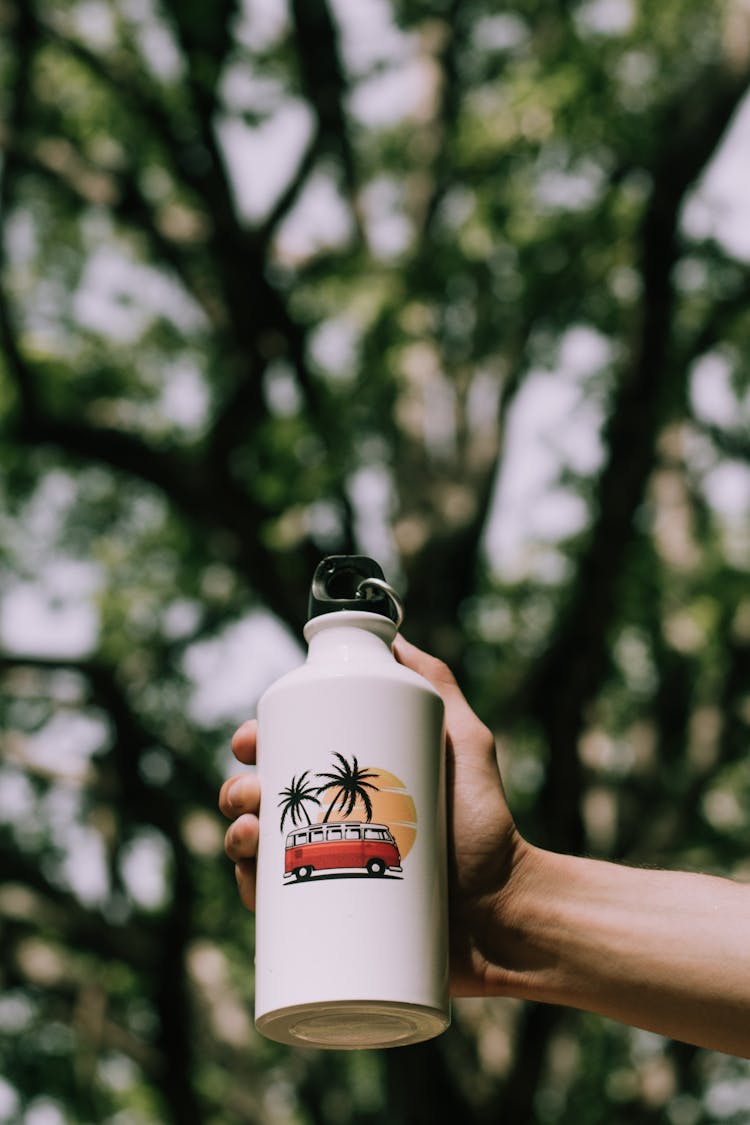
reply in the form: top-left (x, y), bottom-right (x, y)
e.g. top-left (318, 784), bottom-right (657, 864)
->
top-left (303, 611), bottom-right (397, 666)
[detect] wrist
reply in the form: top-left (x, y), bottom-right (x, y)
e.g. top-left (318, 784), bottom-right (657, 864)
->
top-left (457, 840), bottom-right (750, 1056)
top-left (468, 841), bottom-right (579, 1002)
top-left (450, 832), bottom-right (557, 999)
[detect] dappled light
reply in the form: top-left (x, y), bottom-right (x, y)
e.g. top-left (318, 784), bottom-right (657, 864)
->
top-left (1, 0), bottom-right (750, 1121)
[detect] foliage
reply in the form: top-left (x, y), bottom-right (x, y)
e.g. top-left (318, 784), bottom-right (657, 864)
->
top-left (1, 0), bottom-right (750, 1122)
top-left (279, 771), bottom-right (321, 831)
top-left (316, 754), bottom-right (379, 824)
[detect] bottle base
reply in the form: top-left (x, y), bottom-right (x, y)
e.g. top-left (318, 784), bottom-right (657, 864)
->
top-left (256, 999), bottom-right (450, 1049)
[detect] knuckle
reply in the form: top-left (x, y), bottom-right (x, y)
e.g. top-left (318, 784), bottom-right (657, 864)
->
top-left (225, 823), bottom-right (239, 857)
top-left (218, 781), bottom-right (232, 813)
top-left (225, 814), bottom-right (258, 861)
top-left (231, 719), bottom-right (256, 748)
top-left (418, 651), bottom-right (455, 685)
top-left (474, 720), bottom-right (496, 756)
top-left (480, 720), bottom-right (495, 745)
top-left (431, 657), bottom-right (455, 684)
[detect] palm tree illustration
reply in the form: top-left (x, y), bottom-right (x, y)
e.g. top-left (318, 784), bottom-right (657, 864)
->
top-left (278, 772), bottom-right (321, 832)
top-left (316, 753), bottom-right (380, 823)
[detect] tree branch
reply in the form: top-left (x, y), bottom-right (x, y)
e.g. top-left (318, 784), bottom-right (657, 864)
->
top-left (419, 0), bottom-right (468, 237)
top-left (2, 943), bottom-right (163, 1080)
top-left (290, 0), bottom-right (363, 241)
top-left (521, 57), bottom-right (750, 854)
top-left (0, 844), bottom-right (161, 972)
top-left (255, 123), bottom-right (324, 250)
top-left (0, 2), bottom-right (39, 420)
top-left (38, 20), bottom-right (204, 193)
top-left (0, 647), bottom-right (204, 1125)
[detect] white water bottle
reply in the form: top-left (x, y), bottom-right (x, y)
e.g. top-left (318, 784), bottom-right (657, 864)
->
top-left (254, 555), bottom-right (450, 1049)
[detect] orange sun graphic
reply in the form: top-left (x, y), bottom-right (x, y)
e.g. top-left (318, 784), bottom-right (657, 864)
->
top-left (316, 768), bottom-right (417, 859)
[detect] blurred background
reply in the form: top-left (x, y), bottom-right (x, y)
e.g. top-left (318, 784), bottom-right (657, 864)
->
top-left (1, 0), bottom-right (750, 1121)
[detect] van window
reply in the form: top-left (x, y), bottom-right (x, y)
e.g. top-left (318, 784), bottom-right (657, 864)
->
top-left (310, 828), bottom-right (324, 842)
top-left (326, 826), bottom-right (342, 840)
top-left (292, 832), bottom-right (307, 846)
top-left (344, 826), bottom-right (361, 839)
top-left (364, 827), bottom-right (387, 840)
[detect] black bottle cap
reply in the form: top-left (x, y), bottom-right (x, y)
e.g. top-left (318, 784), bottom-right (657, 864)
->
top-left (307, 556), bottom-right (400, 624)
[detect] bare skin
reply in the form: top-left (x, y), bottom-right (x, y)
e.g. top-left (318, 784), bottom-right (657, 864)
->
top-left (220, 635), bottom-right (750, 1057)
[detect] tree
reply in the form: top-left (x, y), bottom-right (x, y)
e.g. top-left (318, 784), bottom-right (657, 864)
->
top-left (316, 753), bottom-right (380, 823)
top-left (278, 771), bottom-right (321, 832)
top-left (1, 0), bottom-right (750, 1123)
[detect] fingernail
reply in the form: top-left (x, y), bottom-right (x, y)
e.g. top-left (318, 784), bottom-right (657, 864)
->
top-left (228, 779), bottom-right (245, 807)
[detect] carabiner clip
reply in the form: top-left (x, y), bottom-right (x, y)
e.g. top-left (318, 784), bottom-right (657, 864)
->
top-left (356, 576), bottom-right (405, 631)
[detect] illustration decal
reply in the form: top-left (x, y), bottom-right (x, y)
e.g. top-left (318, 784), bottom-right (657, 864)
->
top-left (278, 753), bottom-right (417, 884)
top-left (278, 772), bottom-right (321, 831)
top-left (316, 753), bottom-right (379, 822)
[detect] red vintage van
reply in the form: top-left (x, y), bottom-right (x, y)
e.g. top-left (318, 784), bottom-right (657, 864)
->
top-left (284, 821), bottom-right (402, 880)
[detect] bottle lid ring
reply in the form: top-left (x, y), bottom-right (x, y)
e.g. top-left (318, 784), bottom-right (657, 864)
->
top-left (356, 577), bottom-right (404, 631)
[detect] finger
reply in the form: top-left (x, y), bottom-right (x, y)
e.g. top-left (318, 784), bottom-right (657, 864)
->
top-left (393, 634), bottom-right (466, 703)
top-left (231, 719), bottom-right (257, 765)
top-left (224, 813), bottom-right (259, 862)
top-left (219, 772), bottom-right (260, 819)
top-left (235, 859), bottom-right (256, 912)
top-left (393, 635), bottom-right (495, 762)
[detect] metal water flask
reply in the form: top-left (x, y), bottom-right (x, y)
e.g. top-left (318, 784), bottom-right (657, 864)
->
top-left (254, 555), bottom-right (450, 1049)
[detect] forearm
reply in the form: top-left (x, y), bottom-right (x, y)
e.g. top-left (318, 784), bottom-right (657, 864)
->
top-left (486, 845), bottom-right (750, 1057)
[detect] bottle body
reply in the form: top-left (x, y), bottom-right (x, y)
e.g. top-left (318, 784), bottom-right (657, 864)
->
top-left (254, 612), bottom-right (450, 1049)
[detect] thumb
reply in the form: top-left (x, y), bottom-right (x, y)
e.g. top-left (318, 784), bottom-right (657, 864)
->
top-left (393, 635), bottom-right (495, 763)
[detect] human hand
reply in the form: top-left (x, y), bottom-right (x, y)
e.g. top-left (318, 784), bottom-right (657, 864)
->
top-left (221, 638), bottom-right (750, 1047)
top-left (219, 636), bottom-right (533, 995)
top-left (392, 636), bottom-right (530, 995)
top-left (218, 722), bottom-right (260, 910)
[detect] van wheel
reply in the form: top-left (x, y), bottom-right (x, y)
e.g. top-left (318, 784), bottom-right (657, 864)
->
top-left (367, 859), bottom-right (386, 877)
top-left (295, 866), bottom-right (312, 881)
